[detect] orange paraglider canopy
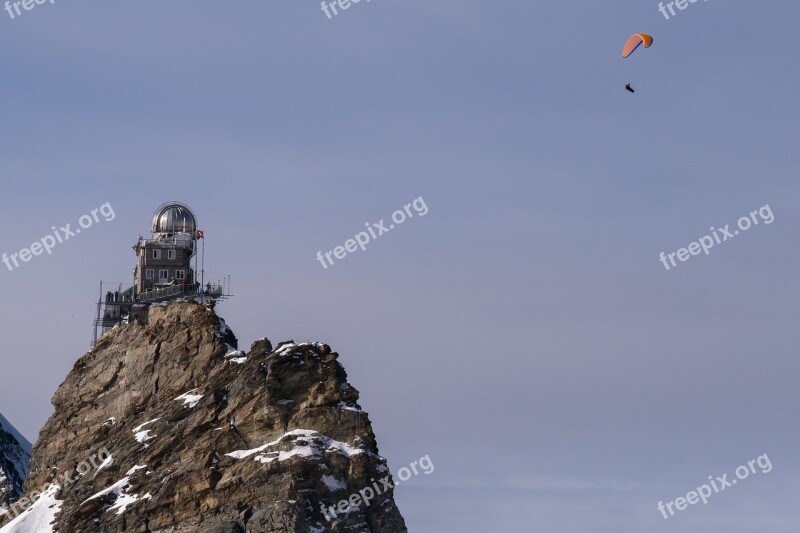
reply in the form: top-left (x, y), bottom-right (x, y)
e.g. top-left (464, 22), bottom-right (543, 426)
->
top-left (622, 34), bottom-right (653, 58)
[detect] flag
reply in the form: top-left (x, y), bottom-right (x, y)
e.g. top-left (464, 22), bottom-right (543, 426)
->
top-left (197, 230), bottom-right (204, 239)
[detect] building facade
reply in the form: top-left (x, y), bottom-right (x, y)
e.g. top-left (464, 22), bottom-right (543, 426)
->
top-left (133, 202), bottom-right (198, 297)
top-left (92, 202), bottom-right (228, 347)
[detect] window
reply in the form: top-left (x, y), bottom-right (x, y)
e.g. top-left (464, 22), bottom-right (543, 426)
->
top-left (158, 269), bottom-right (169, 282)
top-left (175, 270), bottom-right (186, 280)
top-left (168, 249), bottom-right (176, 260)
top-left (153, 249), bottom-right (161, 260)
top-left (145, 269), bottom-right (154, 280)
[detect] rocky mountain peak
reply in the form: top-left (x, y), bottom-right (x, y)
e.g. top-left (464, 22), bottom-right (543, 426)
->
top-left (1, 301), bottom-right (406, 532)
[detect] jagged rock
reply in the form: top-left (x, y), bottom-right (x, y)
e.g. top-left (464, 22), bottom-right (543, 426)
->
top-left (2, 301), bottom-right (406, 532)
top-left (0, 414), bottom-right (31, 519)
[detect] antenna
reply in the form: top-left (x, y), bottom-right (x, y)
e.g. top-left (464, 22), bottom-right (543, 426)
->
top-left (91, 281), bottom-right (102, 348)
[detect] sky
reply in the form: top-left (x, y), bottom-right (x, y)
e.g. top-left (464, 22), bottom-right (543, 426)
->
top-left (1, 1), bottom-right (799, 531)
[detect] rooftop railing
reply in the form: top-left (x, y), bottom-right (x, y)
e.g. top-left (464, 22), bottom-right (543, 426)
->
top-left (134, 235), bottom-right (195, 249)
top-left (137, 283), bottom-right (224, 303)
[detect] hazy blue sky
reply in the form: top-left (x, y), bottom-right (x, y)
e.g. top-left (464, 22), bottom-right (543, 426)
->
top-left (1, 1), bottom-right (799, 531)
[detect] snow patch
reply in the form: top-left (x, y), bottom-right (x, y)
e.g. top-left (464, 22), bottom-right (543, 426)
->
top-left (274, 342), bottom-right (299, 356)
top-left (126, 465), bottom-right (147, 476)
top-left (224, 344), bottom-right (247, 364)
top-left (322, 474), bottom-right (347, 491)
top-left (109, 491), bottom-right (152, 515)
top-left (132, 419), bottom-right (160, 446)
top-left (175, 390), bottom-right (204, 408)
top-left (0, 484), bottom-right (61, 533)
top-left (274, 341), bottom-right (329, 358)
top-left (225, 429), bottom-right (365, 464)
top-left (93, 454), bottom-right (114, 478)
top-left (337, 401), bottom-right (362, 413)
top-left (133, 430), bottom-right (155, 445)
top-left (133, 418), bottom-right (160, 433)
top-left (83, 466), bottom-right (150, 516)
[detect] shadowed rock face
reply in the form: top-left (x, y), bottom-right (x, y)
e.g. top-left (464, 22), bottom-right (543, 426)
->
top-left (7, 301), bottom-right (406, 532)
top-left (0, 414), bottom-right (31, 518)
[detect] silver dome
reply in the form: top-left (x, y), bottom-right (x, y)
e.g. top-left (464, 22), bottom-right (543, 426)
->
top-left (151, 202), bottom-right (197, 236)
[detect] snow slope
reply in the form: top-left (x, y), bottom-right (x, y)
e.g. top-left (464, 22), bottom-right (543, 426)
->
top-left (0, 485), bottom-right (61, 533)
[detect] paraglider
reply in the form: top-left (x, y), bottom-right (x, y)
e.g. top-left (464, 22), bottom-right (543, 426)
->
top-left (622, 34), bottom-right (653, 93)
top-left (622, 34), bottom-right (653, 58)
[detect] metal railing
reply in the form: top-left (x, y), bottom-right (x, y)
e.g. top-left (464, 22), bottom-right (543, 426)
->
top-left (137, 283), bottom-right (224, 303)
top-left (134, 236), bottom-right (195, 249)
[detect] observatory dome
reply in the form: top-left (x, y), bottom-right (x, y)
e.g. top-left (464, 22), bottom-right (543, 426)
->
top-left (151, 202), bottom-right (197, 236)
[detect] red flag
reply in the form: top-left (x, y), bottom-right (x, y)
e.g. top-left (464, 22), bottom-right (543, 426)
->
top-left (197, 230), bottom-right (204, 239)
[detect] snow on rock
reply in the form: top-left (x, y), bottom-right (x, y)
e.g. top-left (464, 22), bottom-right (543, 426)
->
top-left (321, 475), bottom-right (347, 492)
top-left (94, 454), bottom-right (114, 478)
top-left (133, 419), bottom-right (160, 433)
top-left (109, 490), bottom-right (152, 516)
top-left (224, 344), bottom-right (247, 364)
top-left (132, 419), bottom-right (160, 446)
top-left (337, 401), bottom-right (362, 413)
top-left (225, 429), bottom-right (365, 464)
top-left (83, 466), bottom-right (151, 516)
top-left (274, 342), bottom-right (299, 356)
top-left (174, 390), bottom-right (203, 408)
top-left (274, 341), bottom-right (331, 359)
top-left (12, 303), bottom-right (407, 531)
top-left (275, 341), bottom-right (323, 356)
top-left (0, 484), bottom-right (61, 533)
top-left (134, 431), bottom-right (155, 445)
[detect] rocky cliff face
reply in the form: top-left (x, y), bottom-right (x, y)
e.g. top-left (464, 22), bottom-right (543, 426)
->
top-left (0, 414), bottom-right (31, 518)
top-left (1, 301), bottom-right (406, 532)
